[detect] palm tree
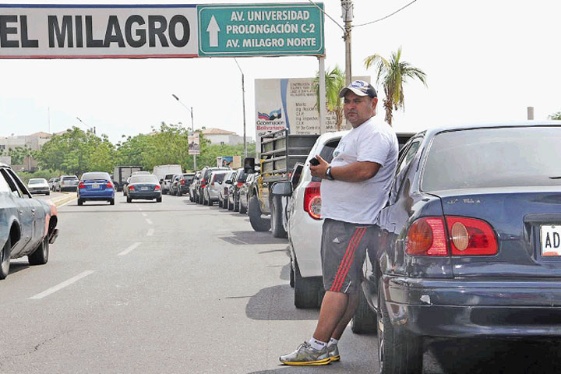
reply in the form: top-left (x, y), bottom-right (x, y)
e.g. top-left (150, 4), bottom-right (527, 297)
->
top-left (364, 47), bottom-right (427, 126)
top-left (313, 65), bottom-right (346, 131)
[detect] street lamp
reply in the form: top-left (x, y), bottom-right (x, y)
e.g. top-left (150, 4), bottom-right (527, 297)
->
top-left (172, 94), bottom-right (197, 170)
top-left (76, 117), bottom-right (96, 135)
top-left (234, 58), bottom-right (248, 158)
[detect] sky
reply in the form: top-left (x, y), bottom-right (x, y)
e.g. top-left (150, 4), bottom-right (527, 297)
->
top-left (1, 0), bottom-right (560, 145)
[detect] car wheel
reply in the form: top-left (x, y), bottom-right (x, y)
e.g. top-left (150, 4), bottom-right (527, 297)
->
top-left (78, 199), bottom-right (84, 206)
top-left (0, 236), bottom-right (11, 280)
top-left (248, 196), bottom-right (271, 232)
top-left (239, 200), bottom-right (247, 215)
top-left (127, 197), bottom-right (132, 203)
top-left (351, 289), bottom-right (377, 334)
top-left (46, 191), bottom-right (50, 196)
top-left (110, 199), bottom-right (115, 205)
top-left (218, 199), bottom-right (223, 208)
top-left (377, 279), bottom-right (423, 374)
top-left (234, 196), bottom-right (240, 212)
top-left (156, 197), bottom-right (162, 203)
top-left (294, 261), bottom-right (323, 309)
top-left (289, 256), bottom-right (295, 288)
top-left (271, 196), bottom-right (288, 238)
top-left (28, 236), bottom-right (49, 265)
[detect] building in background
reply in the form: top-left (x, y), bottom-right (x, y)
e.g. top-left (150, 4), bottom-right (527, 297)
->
top-left (201, 128), bottom-right (252, 146)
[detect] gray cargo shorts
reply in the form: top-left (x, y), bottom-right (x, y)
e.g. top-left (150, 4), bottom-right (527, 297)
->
top-left (321, 218), bottom-right (377, 294)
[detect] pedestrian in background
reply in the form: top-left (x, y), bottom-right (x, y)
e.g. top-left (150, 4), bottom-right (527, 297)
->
top-left (279, 80), bottom-right (399, 366)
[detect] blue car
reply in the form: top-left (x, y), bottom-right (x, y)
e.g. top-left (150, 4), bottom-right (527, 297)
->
top-left (77, 172), bottom-right (115, 206)
top-left (352, 120), bottom-right (561, 373)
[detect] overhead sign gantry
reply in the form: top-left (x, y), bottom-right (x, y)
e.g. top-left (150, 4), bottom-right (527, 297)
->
top-left (0, 3), bottom-right (324, 59)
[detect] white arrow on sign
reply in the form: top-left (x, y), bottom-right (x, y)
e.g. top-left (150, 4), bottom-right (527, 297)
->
top-left (206, 15), bottom-right (220, 47)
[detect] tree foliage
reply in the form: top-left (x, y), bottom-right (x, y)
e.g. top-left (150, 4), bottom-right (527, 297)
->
top-left (313, 65), bottom-right (346, 130)
top-left (549, 111), bottom-right (561, 120)
top-left (364, 47), bottom-right (427, 126)
top-left (35, 123), bottom-right (255, 176)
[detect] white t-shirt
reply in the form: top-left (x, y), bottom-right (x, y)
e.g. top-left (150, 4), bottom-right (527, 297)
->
top-left (321, 117), bottom-right (398, 224)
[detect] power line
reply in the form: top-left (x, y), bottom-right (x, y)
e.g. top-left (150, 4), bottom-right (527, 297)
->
top-left (306, 0), bottom-right (418, 30)
top-left (354, 1), bottom-right (418, 28)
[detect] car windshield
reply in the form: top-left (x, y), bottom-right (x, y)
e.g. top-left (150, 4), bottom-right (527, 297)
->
top-left (422, 126), bottom-right (561, 191)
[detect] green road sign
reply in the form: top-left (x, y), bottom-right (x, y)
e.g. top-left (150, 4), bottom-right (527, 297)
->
top-left (198, 3), bottom-right (324, 57)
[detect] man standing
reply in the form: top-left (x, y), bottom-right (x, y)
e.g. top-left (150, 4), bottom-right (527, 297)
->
top-left (279, 80), bottom-right (398, 365)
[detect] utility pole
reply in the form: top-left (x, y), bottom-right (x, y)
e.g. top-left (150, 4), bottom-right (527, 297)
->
top-left (341, 0), bottom-right (354, 85)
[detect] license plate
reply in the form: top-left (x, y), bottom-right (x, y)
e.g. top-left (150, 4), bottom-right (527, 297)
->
top-left (541, 225), bottom-right (561, 256)
top-left (141, 187), bottom-right (149, 191)
top-left (92, 183), bottom-right (100, 189)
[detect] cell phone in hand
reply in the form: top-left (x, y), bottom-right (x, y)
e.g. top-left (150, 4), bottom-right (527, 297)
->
top-left (309, 157), bottom-right (320, 166)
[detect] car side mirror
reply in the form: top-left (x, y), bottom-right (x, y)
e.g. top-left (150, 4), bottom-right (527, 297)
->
top-left (271, 181), bottom-right (292, 197)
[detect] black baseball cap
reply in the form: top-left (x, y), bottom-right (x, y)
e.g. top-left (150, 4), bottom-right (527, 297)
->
top-left (339, 80), bottom-right (377, 98)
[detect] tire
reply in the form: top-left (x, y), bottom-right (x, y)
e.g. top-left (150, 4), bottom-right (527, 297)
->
top-left (271, 196), bottom-right (288, 238)
top-left (351, 289), bottom-right (377, 334)
top-left (0, 236), bottom-right (11, 280)
top-left (46, 191), bottom-right (50, 196)
top-left (233, 195), bottom-right (239, 212)
top-left (378, 280), bottom-right (423, 374)
top-left (239, 198), bottom-right (247, 214)
top-left (218, 199), bottom-right (223, 208)
top-left (127, 197), bottom-right (132, 203)
top-left (78, 199), bottom-right (84, 206)
top-left (289, 256), bottom-right (295, 288)
top-left (28, 236), bottom-right (49, 265)
top-left (156, 197), bottom-right (162, 203)
top-left (248, 196), bottom-right (271, 232)
top-left (294, 262), bottom-right (322, 309)
top-left (110, 199), bottom-right (115, 205)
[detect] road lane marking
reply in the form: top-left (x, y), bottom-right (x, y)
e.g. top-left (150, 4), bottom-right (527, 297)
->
top-left (147, 228), bottom-right (154, 236)
top-left (118, 242), bottom-right (141, 256)
top-left (145, 219), bottom-right (153, 225)
top-left (29, 270), bottom-right (94, 300)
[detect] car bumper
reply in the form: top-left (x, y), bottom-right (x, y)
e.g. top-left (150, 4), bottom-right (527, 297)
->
top-left (78, 191), bottom-right (115, 199)
top-left (128, 192), bottom-right (161, 200)
top-left (382, 276), bottom-right (561, 338)
top-left (30, 188), bottom-right (50, 194)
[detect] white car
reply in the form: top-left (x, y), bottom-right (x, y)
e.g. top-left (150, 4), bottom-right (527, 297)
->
top-left (273, 130), bottom-right (416, 309)
top-left (272, 130), bottom-right (349, 309)
top-left (27, 177), bottom-right (51, 195)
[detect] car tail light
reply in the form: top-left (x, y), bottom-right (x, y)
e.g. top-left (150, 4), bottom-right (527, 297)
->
top-left (106, 182), bottom-right (113, 188)
top-left (201, 179), bottom-right (207, 188)
top-left (303, 181), bottom-right (322, 220)
top-left (237, 181), bottom-right (244, 188)
top-left (406, 216), bottom-right (498, 256)
top-left (155, 185), bottom-right (161, 191)
top-left (128, 185), bottom-right (135, 192)
top-left (180, 180), bottom-right (185, 186)
top-left (78, 182), bottom-right (85, 189)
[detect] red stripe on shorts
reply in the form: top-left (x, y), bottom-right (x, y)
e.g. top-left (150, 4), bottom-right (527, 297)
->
top-left (330, 227), bottom-right (367, 292)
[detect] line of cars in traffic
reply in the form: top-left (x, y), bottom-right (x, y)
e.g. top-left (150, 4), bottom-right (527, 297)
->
top-left (184, 121), bottom-right (561, 372)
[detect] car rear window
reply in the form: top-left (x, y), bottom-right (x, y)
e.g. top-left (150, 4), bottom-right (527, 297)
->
top-left (62, 176), bottom-right (78, 181)
top-left (82, 172), bottom-right (110, 180)
top-left (213, 173), bottom-right (226, 183)
top-left (422, 126), bottom-right (561, 191)
top-left (130, 175), bottom-right (158, 183)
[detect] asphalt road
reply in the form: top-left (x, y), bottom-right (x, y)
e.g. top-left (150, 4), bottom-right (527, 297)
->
top-left (1, 192), bottom-right (560, 374)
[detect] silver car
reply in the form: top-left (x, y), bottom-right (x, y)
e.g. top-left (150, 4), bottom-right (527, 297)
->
top-left (27, 178), bottom-right (50, 195)
top-left (202, 170), bottom-right (229, 206)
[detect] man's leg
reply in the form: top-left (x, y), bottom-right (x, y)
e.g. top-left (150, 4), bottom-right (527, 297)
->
top-left (312, 290), bottom-right (349, 342)
top-left (330, 290), bottom-right (359, 340)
